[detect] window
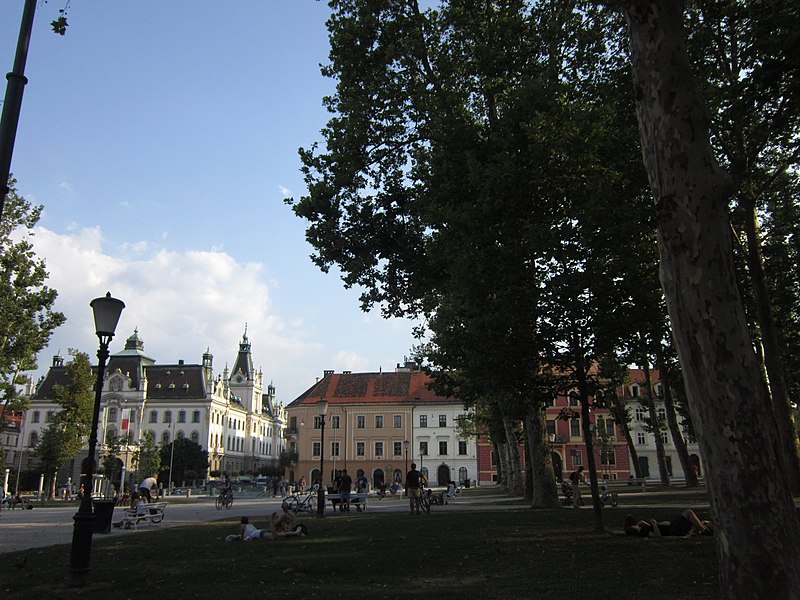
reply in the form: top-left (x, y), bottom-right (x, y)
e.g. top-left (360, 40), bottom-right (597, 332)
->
top-left (357, 415), bottom-right (365, 429)
top-left (438, 415), bottom-right (447, 427)
top-left (570, 450), bottom-right (582, 466)
top-left (192, 410), bottom-right (201, 423)
top-left (419, 415), bottom-right (427, 428)
top-left (394, 441), bottom-right (402, 456)
top-left (178, 410), bottom-right (186, 423)
top-left (331, 441), bottom-right (340, 457)
top-left (356, 441), bottom-right (365, 456)
top-left (636, 432), bottom-right (646, 445)
top-left (420, 441), bottom-right (428, 456)
top-left (570, 419), bottom-right (581, 437)
top-left (605, 418), bottom-right (615, 436)
top-left (191, 431), bottom-right (199, 444)
top-left (631, 384), bottom-right (640, 397)
top-left (331, 415), bottom-right (340, 429)
top-left (108, 407), bottom-right (117, 422)
top-left (314, 415), bottom-right (323, 429)
top-left (164, 410), bottom-right (172, 423)
top-left (393, 415), bottom-right (402, 428)
top-left (32, 411), bottom-right (40, 423)
top-left (312, 441), bottom-right (321, 457)
top-left (568, 393), bottom-right (579, 407)
top-left (130, 409), bottom-right (137, 423)
top-left (375, 415), bottom-right (383, 428)
top-left (634, 407), bottom-right (645, 421)
top-left (29, 431), bottom-right (38, 446)
top-left (657, 408), bottom-right (666, 421)
top-left (655, 383), bottom-right (664, 397)
top-left (374, 442), bottom-right (384, 457)
top-left (661, 431), bottom-right (669, 444)
top-left (601, 449), bottom-right (616, 465)
top-left (162, 431), bottom-right (170, 444)
top-left (438, 441), bottom-right (447, 455)
top-left (458, 440), bottom-right (467, 455)
top-left (177, 430), bottom-right (185, 440)
top-left (46, 410), bottom-right (55, 423)
top-left (149, 410), bottom-right (158, 423)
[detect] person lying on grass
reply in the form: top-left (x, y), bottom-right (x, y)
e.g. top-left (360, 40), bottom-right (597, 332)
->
top-left (226, 516), bottom-right (308, 541)
top-left (624, 509), bottom-right (713, 537)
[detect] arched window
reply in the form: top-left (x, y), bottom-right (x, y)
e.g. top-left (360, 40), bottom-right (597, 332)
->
top-left (178, 410), bottom-right (186, 423)
top-left (29, 431), bottom-right (39, 447)
top-left (192, 410), bottom-right (201, 423)
top-left (105, 427), bottom-right (118, 443)
top-left (162, 430), bottom-right (170, 445)
top-left (177, 430), bottom-right (185, 440)
top-left (164, 410), bottom-right (172, 423)
top-left (108, 407), bottom-right (118, 422)
top-left (149, 410), bottom-right (158, 423)
top-left (191, 431), bottom-right (199, 444)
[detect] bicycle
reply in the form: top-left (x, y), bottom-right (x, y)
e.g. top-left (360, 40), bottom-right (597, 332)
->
top-left (285, 488), bottom-right (318, 513)
top-left (215, 491), bottom-right (234, 510)
top-left (419, 489), bottom-right (432, 514)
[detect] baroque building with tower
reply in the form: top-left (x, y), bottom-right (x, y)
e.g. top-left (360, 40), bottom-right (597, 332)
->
top-left (12, 328), bottom-right (286, 490)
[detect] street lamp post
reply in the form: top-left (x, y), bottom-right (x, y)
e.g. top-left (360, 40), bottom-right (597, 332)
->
top-left (69, 292), bottom-right (124, 587)
top-left (316, 398), bottom-right (328, 518)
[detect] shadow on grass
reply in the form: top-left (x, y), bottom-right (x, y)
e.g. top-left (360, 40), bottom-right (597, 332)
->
top-left (0, 497), bottom-right (719, 600)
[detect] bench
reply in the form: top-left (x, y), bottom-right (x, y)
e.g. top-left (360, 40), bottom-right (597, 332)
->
top-left (120, 502), bottom-right (168, 530)
top-left (326, 491), bottom-right (368, 512)
top-left (600, 478), bottom-right (647, 493)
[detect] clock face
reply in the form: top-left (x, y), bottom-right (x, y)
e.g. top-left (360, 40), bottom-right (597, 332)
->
top-left (235, 375), bottom-right (243, 383)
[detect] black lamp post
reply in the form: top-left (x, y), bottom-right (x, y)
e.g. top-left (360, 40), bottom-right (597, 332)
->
top-left (69, 292), bottom-right (124, 586)
top-left (316, 398), bottom-right (328, 518)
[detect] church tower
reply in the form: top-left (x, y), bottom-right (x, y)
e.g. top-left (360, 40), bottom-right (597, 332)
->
top-left (228, 326), bottom-right (263, 413)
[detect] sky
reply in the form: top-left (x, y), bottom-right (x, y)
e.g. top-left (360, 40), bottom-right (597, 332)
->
top-left (1, 1), bottom-right (418, 404)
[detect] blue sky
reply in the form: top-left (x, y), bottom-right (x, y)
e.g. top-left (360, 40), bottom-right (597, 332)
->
top-left (1, 1), bottom-right (418, 404)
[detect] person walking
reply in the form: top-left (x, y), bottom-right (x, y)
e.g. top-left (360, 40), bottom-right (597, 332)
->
top-left (569, 466), bottom-right (585, 507)
top-left (405, 463), bottom-right (423, 515)
top-left (339, 469), bottom-right (353, 512)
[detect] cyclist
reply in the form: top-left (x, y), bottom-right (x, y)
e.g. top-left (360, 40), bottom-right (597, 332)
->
top-left (220, 477), bottom-right (233, 503)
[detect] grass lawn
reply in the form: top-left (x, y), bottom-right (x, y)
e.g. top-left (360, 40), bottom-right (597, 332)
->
top-left (0, 488), bottom-right (719, 599)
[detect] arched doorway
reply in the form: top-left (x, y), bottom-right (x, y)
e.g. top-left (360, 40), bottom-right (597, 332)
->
top-left (310, 468), bottom-right (321, 486)
top-left (458, 467), bottom-right (468, 485)
top-left (551, 452), bottom-right (563, 481)
top-left (373, 469), bottom-right (385, 486)
top-left (393, 469), bottom-right (403, 483)
top-left (689, 454), bottom-right (701, 476)
top-left (436, 464), bottom-right (451, 486)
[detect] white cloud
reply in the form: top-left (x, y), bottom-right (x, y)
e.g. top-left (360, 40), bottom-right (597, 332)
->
top-left (29, 226), bottom-right (321, 402)
top-left (278, 185), bottom-right (292, 198)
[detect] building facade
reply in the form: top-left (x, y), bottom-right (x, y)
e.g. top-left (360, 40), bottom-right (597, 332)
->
top-left (475, 368), bottom-right (702, 484)
top-left (14, 328), bottom-right (286, 490)
top-left (285, 362), bottom-right (478, 488)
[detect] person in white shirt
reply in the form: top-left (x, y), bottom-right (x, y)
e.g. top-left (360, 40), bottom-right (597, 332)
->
top-left (225, 514), bottom-right (308, 542)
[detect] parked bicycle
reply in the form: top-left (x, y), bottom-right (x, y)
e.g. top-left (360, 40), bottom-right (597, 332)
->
top-left (285, 486), bottom-right (319, 513)
top-left (215, 490), bottom-right (234, 510)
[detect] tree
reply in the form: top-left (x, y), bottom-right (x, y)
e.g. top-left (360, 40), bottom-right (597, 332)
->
top-left (134, 430), bottom-right (161, 481)
top-left (622, 1), bottom-right (800, 596)
top-left (0, 178), bottom-right (65, 447)
top-left (158, 438), bottom-right (208, 486)
top-left (34, 350), bottom-right (93, 499)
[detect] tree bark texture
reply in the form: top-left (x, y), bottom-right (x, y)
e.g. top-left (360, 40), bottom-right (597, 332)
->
top-left (501, 414), bottom-right (524, 496)
top-left (623, 2), bottom-right (800, 597)
top-left (614, 393), bottom-right (642, 478)
top-left (742, 198), bottom-right (800, 494)
top-left (524, 402), bottom-right (561, 508)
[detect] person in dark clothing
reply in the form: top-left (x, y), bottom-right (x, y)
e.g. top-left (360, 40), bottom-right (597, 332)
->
top-left (624, 509), bottom-right (713, 537)
top-left (406, 463), bottom-right (422, 515)
top-left (338, 469), bottom-right (353, 512)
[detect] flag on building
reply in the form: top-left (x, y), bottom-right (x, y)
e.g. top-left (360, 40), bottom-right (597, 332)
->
top-left (121, 408), bottom-right (130, 432)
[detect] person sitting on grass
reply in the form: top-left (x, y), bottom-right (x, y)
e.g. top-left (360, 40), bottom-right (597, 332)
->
top-left (226, 513), bottom-right (308, 542)
top-left (624, 509), bottom-right (713, 537)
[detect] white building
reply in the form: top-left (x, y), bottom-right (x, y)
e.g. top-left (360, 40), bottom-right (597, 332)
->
top-left (17, 328), bottom-right (286, 489)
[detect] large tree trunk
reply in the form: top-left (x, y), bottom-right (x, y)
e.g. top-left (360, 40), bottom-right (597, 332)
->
top-left (613, 392), bottom-right (642, 478)
top-left (742, 196), bottom-right (800, 494)
top-left (641, 359), bottom-right (670, 486)
top-left (623, 2), bottom-right (800, 597)
top-left (524, 402), bottom-right (561, 508)
top-left (575, 353), bottom-right (604, 532)
top-left (501, 414), bottom-right (524, 496)
top-left (657, 354), bottom-right (699, 487)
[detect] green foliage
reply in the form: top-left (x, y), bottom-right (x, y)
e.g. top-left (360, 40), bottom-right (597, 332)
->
top-left (0, 178), bottom-right (65, 431)
top-left (34, 350), bottom-right (93, 473)
top-left (134, 430), bottom-right (161, 477)
top-left (158, 437), bottom-right (209, 484)
top-left (279, 450), bottom-right (299, 469)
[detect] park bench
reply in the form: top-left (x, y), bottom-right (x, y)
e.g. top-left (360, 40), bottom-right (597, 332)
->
top-left (326, 491), bottom-right (368, 512)
top-left (600, 478), bottom-right (647, 493)
top-left (120, 501), bottom-right (168, 530)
